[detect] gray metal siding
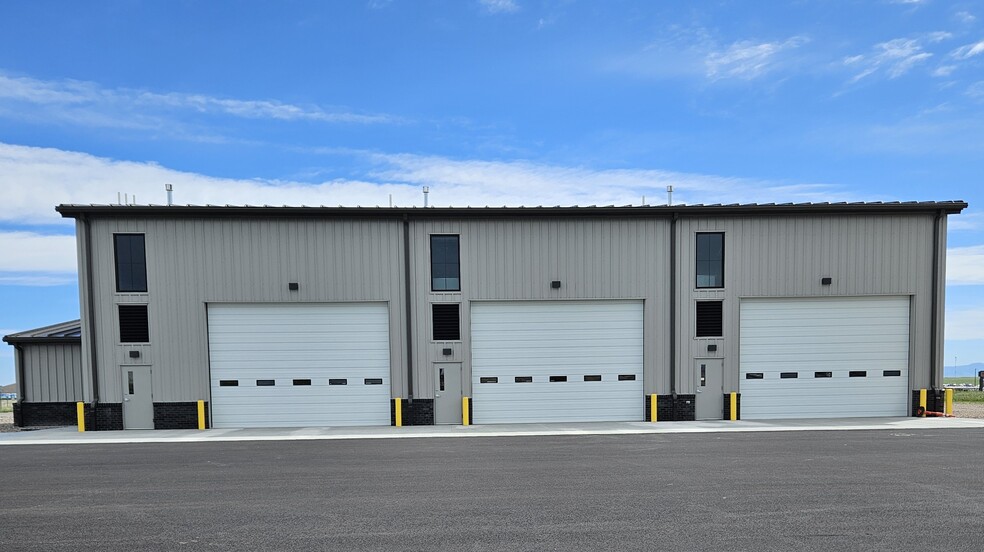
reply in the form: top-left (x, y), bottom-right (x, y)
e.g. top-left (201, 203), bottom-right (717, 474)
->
top-left (409, 218), bottom-right (671, 399)
top-left (675, 214), bottom-right (939, 394)
top-left (86, 217), bottom-right (407, 403)
top-left (20, 343), bottom-right (84, 402)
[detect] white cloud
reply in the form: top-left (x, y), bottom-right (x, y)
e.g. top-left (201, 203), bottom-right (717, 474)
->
top-left (0, 142), bottom-right (862, 227)
top-left (955, 11), bottom-right (977, 24)
top-left (933, 65), bottom-right (957, 77)
top-left (952, 40), bottom-right (984, 59)
top-left (479, 0), bottom-right (519, 14)
top-left (847, 33), bottom-right (952, 82)
top-left (946, 307), bottom-right (984, 340)
top-left (947, 245), bottom-right (984, 285)
top-left (0, 72), bottom-right (400, 129)
top-left (704, 37), bottom-right (809, 80)
top-left (949, 212), bottom-right (983, 231)
top-left (0, 232), bottom-right (76, 273)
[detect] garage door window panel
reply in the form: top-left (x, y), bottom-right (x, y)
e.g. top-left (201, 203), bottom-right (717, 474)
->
top-left (431, 235), bottom-right (460, 291)
top-left (696, 233), bottom-right (724, 288)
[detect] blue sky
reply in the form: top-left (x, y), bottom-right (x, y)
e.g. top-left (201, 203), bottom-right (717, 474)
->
top-left (1, 0), bottom-right (983, 385)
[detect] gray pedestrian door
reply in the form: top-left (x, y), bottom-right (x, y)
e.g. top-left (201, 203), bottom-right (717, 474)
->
top-left (122, 366), bottom-right (154, 429)
top-left (434, 363), bottom-right (462, 424)
top-left (695, 359), bottom-right (723, 420)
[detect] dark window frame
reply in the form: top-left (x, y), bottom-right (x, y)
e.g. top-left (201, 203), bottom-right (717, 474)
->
top-left (695, 232), bottom-right (725, 289)
top-left (114, 233), bottom-right (148, 293)
top-left (118, 304), bottom-right (150, 343)
top-left (432, 303), bottom-right (461, 341)
top-left (695, 300), bottom-right (724, 338)
top-left (430, 234), bottom-right (461, 292)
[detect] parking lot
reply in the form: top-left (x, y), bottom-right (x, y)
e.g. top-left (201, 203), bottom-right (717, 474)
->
top-left (1, 428), bottom-right (982, 551)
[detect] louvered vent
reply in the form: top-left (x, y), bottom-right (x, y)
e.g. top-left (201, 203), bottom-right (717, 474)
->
top-left (695, 301), bottom-right (723, 337)
top-left (119, 304), bottom-right (150, 343)
top-left (432, 303), bottom-right (460, 341)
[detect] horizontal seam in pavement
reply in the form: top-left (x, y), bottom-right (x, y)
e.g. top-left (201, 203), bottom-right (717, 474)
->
top-left (2, 418), bottom-right (984, 446)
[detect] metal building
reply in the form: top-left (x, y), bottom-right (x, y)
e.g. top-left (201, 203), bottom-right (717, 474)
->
top-left (49, 201), bottom-right (965, 430)
top-left (3, 320), bottom-right (84, 426)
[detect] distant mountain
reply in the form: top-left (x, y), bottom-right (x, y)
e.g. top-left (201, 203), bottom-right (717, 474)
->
top-left (944, 363), bottom-right (984, 378)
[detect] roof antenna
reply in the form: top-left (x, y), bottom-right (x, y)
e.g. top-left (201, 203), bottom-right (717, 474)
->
top-left (667, 185), bottom-right (674, 206)
top-left (165, 183), bottom-right (173, 206)
top-left (389, 194), bottom-right (393, 208)
top-left (423, 186), bottom-right (430, 208)
top-left (642, 195), bottom-right (646, 206)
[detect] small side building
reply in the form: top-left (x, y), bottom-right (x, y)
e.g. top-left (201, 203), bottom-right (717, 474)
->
top-left (2, 320), bottom-right (84, 427)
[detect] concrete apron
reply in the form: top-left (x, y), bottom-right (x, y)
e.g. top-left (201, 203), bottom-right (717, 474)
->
top-left (3, 417), bottom-right (984, 446)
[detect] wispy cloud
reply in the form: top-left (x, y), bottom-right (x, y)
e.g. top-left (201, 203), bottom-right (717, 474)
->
top-left (0, 72), bottom-right (401, 130)
top-left (608, 30), bottom-right (809, 83)
top-left (951, 39), bottom-right (984, 59)
top-left (479, 0), bottom-right (519, 14)
top-left (845, 32), bottom-right (951, 82)
top-left (705, 37), bottom-right (809, 80)
top-left (955, 11), bottom-right (977, 24)
top-left (947, 245), bottom-right (984, 285)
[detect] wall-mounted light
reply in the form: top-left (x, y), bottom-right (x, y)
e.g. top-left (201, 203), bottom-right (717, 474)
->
top-left (551, 280), bottom-right (562, 289)
top-left (288, 282), bottom-right (299, 291)
top-left (707, 344), bottom-right (717, 352)
top-left (129, 350), bottom-right (141, 358)
top-left (442, 348), bottom-right (453, 356)
top-left (820, 277), bottom-right (832, 286)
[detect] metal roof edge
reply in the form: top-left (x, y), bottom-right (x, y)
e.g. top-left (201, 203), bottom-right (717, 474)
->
top-left (55, 201), bottom-right (969, 219)
top-left (2, 320), bottom-right (82, 344)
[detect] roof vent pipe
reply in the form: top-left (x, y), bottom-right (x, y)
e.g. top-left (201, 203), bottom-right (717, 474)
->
top-left (667, 185), bottom-right (674, 206)
top-left (423, 186), bottom-right (430, 208)
top-left (165, 183), bottom-right (173, 206)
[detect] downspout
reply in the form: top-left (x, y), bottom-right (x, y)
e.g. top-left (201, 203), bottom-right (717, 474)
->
top-left (669, 211), bottom-right (678, 419)
top-left (14, 344), bottom-right (26, 402)
top-left (81, 214), bottom-right (100, 429)
top-left (929, 209), bottom-right (943, 395)
top-left (403, 214), bottom-right (414, 401)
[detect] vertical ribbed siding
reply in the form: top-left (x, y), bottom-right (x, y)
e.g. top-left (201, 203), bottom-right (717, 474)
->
top-left (21, 343), bottom-right (84, 402)
top-left (88, 217), bottom-right (407, 403)
top-left (677, 214), bottom-right (937, 394)
top-left (411, 218), bottom-right (671, 400)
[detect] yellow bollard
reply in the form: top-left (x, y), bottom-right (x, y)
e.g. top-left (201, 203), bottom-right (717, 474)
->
top-left (945, 389), bottom-right (953, 416)
top-left (394, 397), bottom-right (402, 427)
top-left (919, 389), bottom-right (927, 416)
top-left (650, 394), bottom-right (658, 423)
top-left (462, 397), bottom-right (470, 426)
top-left (197, 400), bottom-right (206, 430)
top-left (730, 392), bottom-right (738, 421)
top-left (76, 402), bottom-right (85, 432)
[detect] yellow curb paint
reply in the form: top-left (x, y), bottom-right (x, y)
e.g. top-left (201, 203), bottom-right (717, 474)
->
top-left (730, 392), bottom-right (738, 421)
top-left (197, 400), bottom-right (206, 430)
top-left (462, 397), bottom-right (470, 426)
top-left (650, 394), bottom-right (658, 423)
top-left (919, 389), bottom-right (927, 416)
top-left (945, 389), bottom-right (953, 416)
top-left (395, 397), bottom-right (402, 427)
top-left (76, 402), bottom-right (85, 432)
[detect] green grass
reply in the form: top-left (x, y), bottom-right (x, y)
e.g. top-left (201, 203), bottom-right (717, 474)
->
top-left (945, 377), bottom-right (979, 385)
top-left (953, 391), bottom-right (984, 403)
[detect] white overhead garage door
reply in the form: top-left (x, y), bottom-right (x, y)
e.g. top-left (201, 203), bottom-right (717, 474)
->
top-left (471, 301), bottom-right (644, 423)
top-left (208, 303), bottom-right (391, 428)
top-left (739, 296), bottom-right (910, 420)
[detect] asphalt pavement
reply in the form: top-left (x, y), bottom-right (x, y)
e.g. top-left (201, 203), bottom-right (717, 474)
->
top-left (1, 428), bottom-right (982, 551)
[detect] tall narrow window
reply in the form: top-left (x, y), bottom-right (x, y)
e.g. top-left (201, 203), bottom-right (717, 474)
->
top-left (115, 234), bottom-right (147, 292)
top-left (696, 233), bottom-right (724, 288)
top-left (430, 235), bottom-right (460, 291)
top-left (119, 304), bottom-right (150, 343)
